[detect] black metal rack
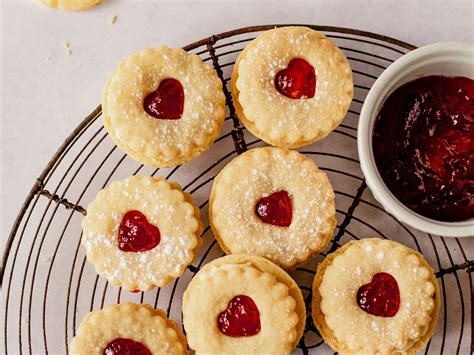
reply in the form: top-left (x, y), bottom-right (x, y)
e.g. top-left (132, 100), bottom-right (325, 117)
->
top-left (1, 25), bottom-right (472, 354)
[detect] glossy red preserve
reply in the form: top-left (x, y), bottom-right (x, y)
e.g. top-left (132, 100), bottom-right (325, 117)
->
top-left (217, 295), bottom-right (261, 337)
top-left (103, 338), bottom-right (151, 355)
top-left (255, 190), bottom-right (292, 227)
top-left (118, 210), bottom-right (160, 252)
top-left (357, 272), bottom-right (400, 317)
top-left (143, 78), bottom-right (184, 120)
top-left (274, 58), bottom-right (316, 99)
top-left (373, 76), bottom-right (474, 222)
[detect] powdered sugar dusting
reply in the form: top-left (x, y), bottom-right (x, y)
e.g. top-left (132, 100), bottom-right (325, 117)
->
top-left (70, 304), bottom-right (185, 354)
top-left (320, 239), bottom-right (437, 353)
top-left (234, 27), bottom-right (353, 145)
top-left (211, 147), bottom-right (335, 268)
top-left (82, 176), bottom-right (200, 290)
top-left (104, 46), bottom-right (225, 165)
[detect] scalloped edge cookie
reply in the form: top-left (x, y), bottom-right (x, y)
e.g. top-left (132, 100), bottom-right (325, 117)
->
top-left (209, 147), bottom-right (336, 269)
top-left (81, 175), bottom-right (203, 291)
top-left (182, 255), bottom-right (303, 354)
top-left (70, 303), bottom-right (188, 354)
top-left (312, 238), bottom-right (440, 354)
top-left (198, 254), bottom-right (306, 349)
top-left (231, 26), bottom-right (353, 148)
top-left (38, 0), bottom-right (103, 10)
top-left (102, 46), bottom-right (226, 168)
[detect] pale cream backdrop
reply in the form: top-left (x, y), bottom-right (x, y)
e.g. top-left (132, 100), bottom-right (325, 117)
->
top-left (1, 0), bottom-right (473, 253)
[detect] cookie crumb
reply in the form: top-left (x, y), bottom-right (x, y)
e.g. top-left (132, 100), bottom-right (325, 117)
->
top-left (108, 15), bottom-right (117, 24)
top-left (41, 256), bottom-right (52, 263)
top-left (63, 42), bottom-right (72, 56)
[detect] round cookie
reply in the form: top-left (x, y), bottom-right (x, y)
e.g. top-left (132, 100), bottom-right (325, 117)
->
top-left (231, 26), bottom-right (353, 148)
top-left (182, 255), bottom-right (303, 354)
top-left (312, 238), bottom-right (440, 354)
top-left (209, 147), bottom-right (336, 269)
top-left (198, 254), bottom-right (306, 348)
top-left (81, 176), bottom-right (203, 291)
top-left (38, 0), bottom-right (103, 10)
top-left (70, 303), bottom-right (188, 354)
top-left (103, 46), bottom-right (225, 167)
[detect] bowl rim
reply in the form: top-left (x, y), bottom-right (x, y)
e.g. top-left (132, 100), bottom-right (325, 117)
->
top-left (358, 41), bottom-right (474, 238)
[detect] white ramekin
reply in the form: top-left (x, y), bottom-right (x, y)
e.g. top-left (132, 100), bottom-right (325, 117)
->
top-left (358, 42), bottom-right (474, 237)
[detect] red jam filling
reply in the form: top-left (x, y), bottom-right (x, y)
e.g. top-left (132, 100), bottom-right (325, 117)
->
top-left (274, 58), bottom-right (316, 99)
top-left (255, 190), bottom-right (292, 227)
top-left (118, 210), bottom-right (160, 252)
top-left (373, 76), bottom-right (474, 222)
top-left (103, 338), bottom-right (151, 355)
top-left (143, 78), bottom-right (184, 120)
top-left (217, 295), bottom-right (261, 337)
top-left (357, 272), bottom-right (400, 317)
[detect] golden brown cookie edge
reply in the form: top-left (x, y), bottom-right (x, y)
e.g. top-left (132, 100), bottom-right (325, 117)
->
top-left (311, 238), bottom-right (441, 354)
top-left (196, 254), bottom-right (306, 350)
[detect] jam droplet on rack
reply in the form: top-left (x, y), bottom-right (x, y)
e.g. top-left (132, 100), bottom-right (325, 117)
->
top-left (373, 75), bottom-right (474, 222)
top-left (103, 338), bottom-right (151, 355)
top-left (255, 190), bottom-right (292, 227)
top-left (274, 58), bottom-right (316, 99)
top-left (217, 295), bottom-right (261, 337)
top-left (357, 272), bottom-right (400, 317)
top-left (118, 210), bottom-right (160, 252)
top-left (143, 78), bottom-right (184, 120)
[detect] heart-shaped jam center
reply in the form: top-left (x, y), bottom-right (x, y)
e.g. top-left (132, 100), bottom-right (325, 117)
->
top-left (103, 338), bottom-right (151, 355)
top-left (217, 295), bottom-right (261, 337)
top-left (118, 210), bottom-right (160, 252)
top-left (357, 272), bottom-right (400, 317)
top-left (143, 78), bottom-right (184, 120)
top-left (255, 190), bottom-right (292, 227)
top-left (274, 58), bottom-right (316, 99)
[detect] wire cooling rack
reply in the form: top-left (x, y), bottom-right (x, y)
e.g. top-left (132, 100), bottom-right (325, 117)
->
top-left (1, 25), bottom-right (473, 354)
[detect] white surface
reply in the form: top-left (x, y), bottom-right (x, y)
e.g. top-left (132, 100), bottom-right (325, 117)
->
top-left (1, 0), bottom-right (473, 250)
top-left (1, 3), bottom-right (473, 354)
top-left (358, 42), bottom-right (474, 237)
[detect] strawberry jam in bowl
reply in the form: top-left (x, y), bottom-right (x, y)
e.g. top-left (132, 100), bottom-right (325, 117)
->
top-left (373, 76), bottom-right (473, 222)
top-left (359, 42), bottom-right (474, 237)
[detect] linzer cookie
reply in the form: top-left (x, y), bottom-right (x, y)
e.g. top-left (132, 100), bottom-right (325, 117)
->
top-left (81, 176), bottom-right (203, 291)
top-left (182, 255), bottom-right (305, 354)
top-left (38, 0), bottom-right (103, 10)
top-left (312, 238), bottom-right (440, 354)
top-left (209, 147), bottom-right (336, 269)
top-left (70, 303), bottom-right (188, 354)
top-left (103, 46), bottom-right (225, 167)
top-left (231, 26), bottom-right (353, 148)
